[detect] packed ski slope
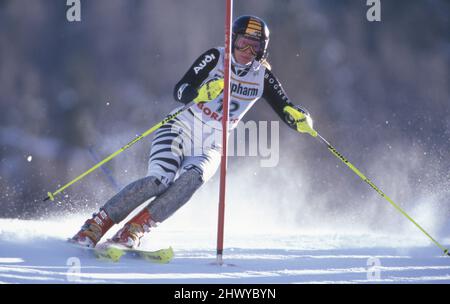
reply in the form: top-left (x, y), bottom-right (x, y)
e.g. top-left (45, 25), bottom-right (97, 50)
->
top-left (0, 217), bottom-right (449, 284)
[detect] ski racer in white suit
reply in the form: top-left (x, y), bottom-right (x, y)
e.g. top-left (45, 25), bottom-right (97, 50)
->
top-left (71, 15), bottom-right (316, 249)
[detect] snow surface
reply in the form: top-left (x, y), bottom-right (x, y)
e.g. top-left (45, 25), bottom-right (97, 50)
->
top-left (0, 217), bottom-right (449, 284)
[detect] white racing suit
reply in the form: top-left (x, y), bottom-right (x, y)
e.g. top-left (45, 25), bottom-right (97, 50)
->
top-left (103, 46), bottom-right (300, 224)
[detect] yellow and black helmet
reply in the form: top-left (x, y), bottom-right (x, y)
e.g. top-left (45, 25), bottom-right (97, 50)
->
top-left (232, 15), bottom-right (270, 62)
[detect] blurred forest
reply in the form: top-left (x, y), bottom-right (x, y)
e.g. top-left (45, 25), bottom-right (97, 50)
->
top-left (0, 0), bottom-right (449, 235)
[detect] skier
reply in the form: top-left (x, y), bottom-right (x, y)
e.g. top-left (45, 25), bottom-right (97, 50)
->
top-left (71, 15), bottom-right (317, 249)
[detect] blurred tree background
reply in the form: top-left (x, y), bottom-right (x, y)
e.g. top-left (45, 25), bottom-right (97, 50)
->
top-left (0, 0), bottom-right (448, 236)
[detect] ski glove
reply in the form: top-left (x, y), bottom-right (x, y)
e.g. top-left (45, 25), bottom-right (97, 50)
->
top-left (283, 105), bottom-right (318, 137)
top-left (193, 78), bottom-right (224, 103)
top-left (177, 83), bottom-right (199, 104)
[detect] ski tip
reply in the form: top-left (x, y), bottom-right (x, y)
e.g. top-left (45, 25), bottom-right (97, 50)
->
top-left (138, 246), bottom-right (174, 264)
top-left (157, 247), bottom-right (174, 263)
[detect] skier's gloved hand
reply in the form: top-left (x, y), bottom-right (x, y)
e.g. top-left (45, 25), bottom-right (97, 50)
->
top-left (283, 105), bottom-right (317, 137)
top-left (194, 78), bottom-right (224, 103)
top-left (177, 83), bottom-right (199, 104)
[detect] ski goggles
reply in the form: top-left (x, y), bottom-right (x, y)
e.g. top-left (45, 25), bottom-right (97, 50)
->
top-left (234, 35), bottom-right (262, 56)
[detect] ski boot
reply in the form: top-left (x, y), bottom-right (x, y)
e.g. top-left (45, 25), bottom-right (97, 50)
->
top-left (70, 209), bottom-right (114, 248)
top-left (109, 208), bottom-right (157, 249)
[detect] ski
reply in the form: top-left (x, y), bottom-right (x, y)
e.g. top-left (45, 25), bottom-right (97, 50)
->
top-left (94, 242), bottom-right (174, 263)
top-left (125, 246), bottom-right (174, 264)
top-left (69, 240), bottom-right (174, 263)
top-left (93, 244), bottom-right (125, 262)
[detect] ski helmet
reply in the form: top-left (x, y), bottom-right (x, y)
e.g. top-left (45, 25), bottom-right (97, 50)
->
top-left (232, 15), bottom-right (270, 62)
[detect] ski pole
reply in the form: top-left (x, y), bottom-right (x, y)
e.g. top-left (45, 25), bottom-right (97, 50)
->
top-left (88, 146), bottom-right (122, 191)
top-left (315, 132), bottom-right (449, 256)
top-left (43, 102), bottom-right (194, 202)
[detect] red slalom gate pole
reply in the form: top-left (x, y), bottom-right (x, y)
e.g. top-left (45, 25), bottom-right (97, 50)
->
top-left (216, 0), bottom-right (233, 265)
